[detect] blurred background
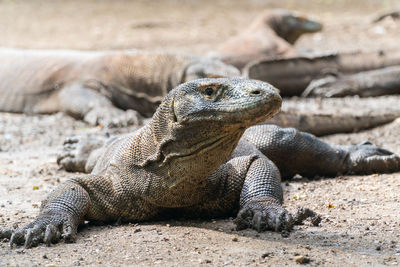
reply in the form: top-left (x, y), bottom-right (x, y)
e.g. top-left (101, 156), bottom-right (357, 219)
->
top-left (1, 0), bottom-right (399, 53)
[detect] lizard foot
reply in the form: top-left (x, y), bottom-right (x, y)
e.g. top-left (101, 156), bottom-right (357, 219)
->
top-left (235, 198), bottom-right (321, 237)
top-left (235, 197), bottom-right (294, 237)
top-left (302, 75), bottom-right (342, 97)
top-left (57, 136), bottom-right (105, 172)
top-left (345, 141), bottom-right (400, 174)
top-left (84, 108), bottom-right (143, 128)
top-left (6, 212), bottom-right (79, 248)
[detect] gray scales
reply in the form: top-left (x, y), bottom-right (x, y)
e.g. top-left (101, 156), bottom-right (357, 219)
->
top-left (0, 48), bottom-right (239, 127)
top-left (1, 78), bottom-right (400, 248)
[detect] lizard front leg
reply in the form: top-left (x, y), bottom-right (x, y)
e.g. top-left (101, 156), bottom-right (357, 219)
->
top-left (234, 155), bottom-right (320, 235)
top-left (2, 177), bottom-right (90, 248)
top-left (1, 174), bottom-right (137, 248)
top-left (187, 153), bottom-right (319, 235)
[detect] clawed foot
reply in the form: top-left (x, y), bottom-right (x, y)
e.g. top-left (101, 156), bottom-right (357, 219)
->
top-left (235, 197), bottom-right (320, 237)
top-left (84, 108), bottom-right (143, 128)
top-left (302, 75), bottom-right (342, 97)
top-left (57, 136), bottom-right (105, 172)
top-left (345, 141), bottom-right (400, 174)
top-left (1, 212), bottom-right (79, 248)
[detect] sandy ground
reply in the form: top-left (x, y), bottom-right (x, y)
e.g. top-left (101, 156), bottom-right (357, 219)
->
top-left (1, 0), bottom-right (400, 266)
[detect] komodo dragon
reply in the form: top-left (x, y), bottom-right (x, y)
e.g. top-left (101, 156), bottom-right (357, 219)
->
top-left (2, 78), bottom-right (400, 248)
top-left (212, 9), bottom-right (322, 69)
top-left (0, 48), bottom-right (239, 127)
top-left (244, 49), bottom-right (400, 96)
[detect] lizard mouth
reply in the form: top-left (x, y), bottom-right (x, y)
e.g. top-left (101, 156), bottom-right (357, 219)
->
top-left (180, 95), bottom-right (282, 127)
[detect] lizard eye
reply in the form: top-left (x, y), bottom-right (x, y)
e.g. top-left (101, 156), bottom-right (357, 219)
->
top-left (205, 87), bottom-right (214, 96)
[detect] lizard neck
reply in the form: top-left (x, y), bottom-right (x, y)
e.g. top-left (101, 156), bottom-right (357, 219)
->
top-left (130, 94), bottom-right (245, 186)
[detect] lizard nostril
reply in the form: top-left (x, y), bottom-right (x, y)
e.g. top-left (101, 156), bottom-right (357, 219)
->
top-left (250, 90), bottom-right (261, 95)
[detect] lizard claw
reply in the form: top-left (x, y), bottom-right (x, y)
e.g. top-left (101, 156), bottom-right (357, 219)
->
top-left (24, 226), bottom-right (44, 248)
top-left (62, 224), bottom-right (76, 243)
top-left (9, 229), bottom-right (26, 247)
top-left (44, 224), bottom-right (61, 246)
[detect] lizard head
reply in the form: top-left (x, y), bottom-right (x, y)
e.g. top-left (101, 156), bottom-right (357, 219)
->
top-left (258, 9), bottom-right (322, 44)
top-left (172, 77), bottom-right (282, 127)
top-left (146, 78), bottom-right (281, 174)
top-left (182, 58), bottom-right (240, 82)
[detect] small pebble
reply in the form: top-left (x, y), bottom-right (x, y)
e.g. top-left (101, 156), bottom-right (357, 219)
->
top-left (261, 252), bottom-right (273, 258)
top-left (295, 255), bottom-right (311, 264)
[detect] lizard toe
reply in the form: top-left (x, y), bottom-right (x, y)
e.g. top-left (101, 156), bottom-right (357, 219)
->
top-left (44, 224), bottom-right (61, 246)
top-left (63, 143), bottom-right (77, 151)
top-left (10, 229), bottom-right (26, 248)
top-left (252, 211), bottom-right (265, 232)
top-left (62, 223), bottom-right (77, 243)
top-left (24, 226), bottom-right (44, 249)
top-left (63, 137), bottom-right (80, 145)
top-left (0, 227), bottom-right (13, 239)
top-left (57, 151), bottom-right (74, 164)
top-left (58, 157), bottom-right (79, 172)
top-left (235, 207), bottom-right (253, 230)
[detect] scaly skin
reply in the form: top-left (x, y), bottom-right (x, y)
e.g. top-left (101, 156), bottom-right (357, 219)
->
top-left (2, 78), bottom-right (400, 249)
top-left (0, 48), bottom-right (239, 127)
